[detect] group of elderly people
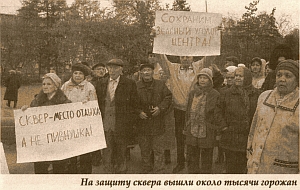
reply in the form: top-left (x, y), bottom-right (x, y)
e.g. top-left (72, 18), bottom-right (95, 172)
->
top-left (19, 43), bottom-right (299, 174)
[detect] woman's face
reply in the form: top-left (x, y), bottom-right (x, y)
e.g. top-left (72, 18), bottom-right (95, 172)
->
top-left (235, 68), bottom-right (244, 86)
top-left (198, 75), bottom-right (210, 87)
top-left (226, 72), bottom-right (235, 86)
top-left (42, 78), bottom-right (57, 94)
top-left (276, 69), bottom-right (297, 96)
top-left (251, 61), bottom-right (261, 73)
top-left (72, 71), bottom-right (85, 83)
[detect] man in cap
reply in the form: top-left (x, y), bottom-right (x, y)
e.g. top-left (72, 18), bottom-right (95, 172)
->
top-left (91, 62), bottom-right (108, 87)
top-left (136, 63), bottom-right (172, 173)
top-left (95, 59), bottom-right (138, 174)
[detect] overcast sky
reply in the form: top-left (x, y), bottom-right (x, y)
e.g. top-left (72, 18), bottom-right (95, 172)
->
top-left (1, 0), bottom-right (299, 27)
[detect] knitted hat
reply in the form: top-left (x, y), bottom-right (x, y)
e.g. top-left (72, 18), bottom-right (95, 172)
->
top-left (140, 63), bottom-right (154, 71)
top-left (276, 59), bottom-right (299, 82)
top-left (72, 63), bottom-right (90, 76)
top-left (197, 68), bottom-right (213, 85)
top-left (43, 73), bottom-right (62, 88)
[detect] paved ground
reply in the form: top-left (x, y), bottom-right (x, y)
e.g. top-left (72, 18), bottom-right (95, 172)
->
top-left (1, 85), bottom-right (225, 174)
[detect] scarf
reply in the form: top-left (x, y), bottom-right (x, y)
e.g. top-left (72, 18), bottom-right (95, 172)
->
top-left (190, 83), bottom-right (212, 138)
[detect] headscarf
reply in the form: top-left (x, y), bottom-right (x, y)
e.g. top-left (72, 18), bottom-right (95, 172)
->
top-left (43, 73), bottom-right (61, 88)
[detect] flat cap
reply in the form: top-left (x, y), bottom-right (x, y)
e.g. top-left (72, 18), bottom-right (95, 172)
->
top-left (107, 59), bottom-right (124, 67)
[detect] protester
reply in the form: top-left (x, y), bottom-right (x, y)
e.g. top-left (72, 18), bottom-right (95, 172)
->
top-left (222, 66), bottom-right (237, 89)
top-left (157, 54), bottom-right (204, 173)
top-left (261, 44), bottom-right (293, 91)
top-left (95, 59), bottom-right (138, 174)
top-left (217, 67), bottom-right (260, 174)
top-left (247, 60), bottom-right (299, 174)
top-left (61, 63), bottom-right (96, 174)
top-left (224, 56), bottom-right (239, 68)
top-left (183, 68), bottom-right (221, 174)
top-left (21, 73), bottom-right (71, 174)
top-left (136, 63), bottom-right (172, 173)
top-left (89, 62), bottom-right (108, 166)
top-left (249, 57), bottom-right (265, 89)
top-left (4, 70), bottom-right (21, 108)
top-left (91, 62), bottom-right (108, 86)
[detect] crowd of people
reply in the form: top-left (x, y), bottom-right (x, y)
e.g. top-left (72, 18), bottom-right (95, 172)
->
top-left (3, 43), bottom-right (299, 174)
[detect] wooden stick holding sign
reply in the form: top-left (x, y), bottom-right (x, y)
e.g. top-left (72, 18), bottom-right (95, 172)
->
top-left (13, 100), bottom-right (106, 163)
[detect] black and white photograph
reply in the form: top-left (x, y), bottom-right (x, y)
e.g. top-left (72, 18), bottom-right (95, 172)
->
top-left (0, 0), bottom-right (299, 189)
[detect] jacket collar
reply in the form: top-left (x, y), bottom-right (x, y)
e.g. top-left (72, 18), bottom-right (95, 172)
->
top-left (35, 89), bottom-right (69, 105)
top-left (263, 87), bottom-right (299, 112)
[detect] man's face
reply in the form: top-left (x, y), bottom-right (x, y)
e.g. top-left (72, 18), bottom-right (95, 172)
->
top-left (180, 56), bottom-right (193, 66)
top-left (140, 67), bottom-right (154, 81)
top-left (148, 54), bottom-right (157, 65)
top-left (234, 68), bottom-right (245, 87)
top-left (107, 65), bottom-right (123, 80)
top-left (93, 66), bottom-right (106, 77)
top-left (226, 72), bottom-right (235, 86)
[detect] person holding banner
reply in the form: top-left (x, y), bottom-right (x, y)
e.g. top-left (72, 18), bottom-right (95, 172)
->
top-left (136, 63), bottom-right (172, 173)
top-left (61, 63), bottom-right (97, 174)
top-left (157, 54), bottom-right (204, 173)
top-left (21, 73), bottom-right (71, 174)
top-left (95, 59), bottom-right (138, 174)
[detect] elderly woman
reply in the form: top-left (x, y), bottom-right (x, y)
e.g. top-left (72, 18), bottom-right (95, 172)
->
top-left (249, 57), bottom-right (265, 89)
top-left (218, 67), bottom-right (260, 174)
top-left (247, 60), bottom-right (299, 174)
top-left (183, 68), bottom-right (221, 174)
top-left (22, 73), bottom-right (71, 174)
top-left (61, 63), bottom-right (97, 174)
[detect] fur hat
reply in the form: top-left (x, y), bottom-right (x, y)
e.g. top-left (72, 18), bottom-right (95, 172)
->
top-left (276, 59), bottom-right (299, 83)
top-left (197, 68), bottom-right (213, 85)
top-left (72, 63), bottom-right (90, 76)
top-left (43, 73), bottom-right (62, 88)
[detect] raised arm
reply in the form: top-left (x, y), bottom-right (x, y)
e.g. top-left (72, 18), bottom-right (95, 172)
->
top-left (156, 54), bottom-right (172, 77)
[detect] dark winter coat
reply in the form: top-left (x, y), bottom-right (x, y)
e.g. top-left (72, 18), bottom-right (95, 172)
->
top-left (90, 73), bottom-right (109, 87)
top-left (4, 74), bottom-right (21, 101)
top-left (136, 79), bottom-right (172, 136)
top-left (30, 89), bottom-right (71, 107)
top-left (183, 85), bottom-right (221, 148)
top-left (95, 75), bottom-right (139, 138)
top-left (218, 85), bottom-right (260, 152)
